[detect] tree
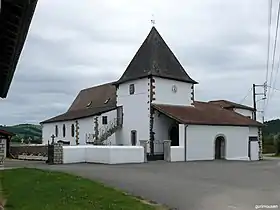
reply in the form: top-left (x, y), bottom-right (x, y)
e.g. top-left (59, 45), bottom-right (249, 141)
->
top-left (273, 133), bottom-right (280, 155)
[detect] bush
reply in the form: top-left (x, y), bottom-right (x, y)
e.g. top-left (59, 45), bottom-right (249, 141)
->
top-left (30, 139), bottom-right (42, 144)
top-left (263, 144), bottom-right (276, 154)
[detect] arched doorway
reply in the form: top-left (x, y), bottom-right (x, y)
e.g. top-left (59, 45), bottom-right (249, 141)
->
top-left (214, 135), bottom-right (226, 159)
top-left (169, 124), bottom-right (179, 146)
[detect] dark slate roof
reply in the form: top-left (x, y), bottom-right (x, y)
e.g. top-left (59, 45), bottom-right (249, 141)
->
top-left (68, 82), bottom-right (116, 112)
top-left (41, 82), bottom-right (117, 124)
top-left (152, 102), bottom-right (262, 127)
top-left (40, 106), bottom-right (117, 124)
top-left (0, 0), bottom-right (38, 98)
top-left (208, 100), bottom-right (255, 111)
top-left (114, 27), bottom-right (197, 85)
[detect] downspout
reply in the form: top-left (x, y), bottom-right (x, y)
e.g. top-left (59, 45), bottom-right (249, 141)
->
top-left (184, 125), bottom-right (188, 162)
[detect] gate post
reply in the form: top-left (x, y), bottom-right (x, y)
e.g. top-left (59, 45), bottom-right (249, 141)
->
top-left (53, 143), bottom-right (63, 164)
top-left (258, 127), bottom-right (263, 161)
top-left (0, 138), bottom-right (5, 165)
top-left (139, 140), bottom-right (148, 163)
top-left (163, 140), bottom-right (171, 162)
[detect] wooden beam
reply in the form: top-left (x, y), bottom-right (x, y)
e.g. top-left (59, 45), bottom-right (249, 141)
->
top-left (4, 28), bottom-right (18, 37)
top-left (0, 62), bottom-right (10, 69)
top-left (3, 45), bottom-right (15, 51)
top-left (3, 22), bottom-right (18, 32)
top-left (3, 31), bottom-right (18, 40)
top-left (5, 21), bottom-right (20, 31)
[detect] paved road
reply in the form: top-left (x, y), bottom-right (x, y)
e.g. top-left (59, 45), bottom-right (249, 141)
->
top-left (4, 159), bottom-right (280, 210)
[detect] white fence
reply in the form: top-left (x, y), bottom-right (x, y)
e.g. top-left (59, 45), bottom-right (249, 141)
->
top-left (63, 145), bottom-right (145, 164)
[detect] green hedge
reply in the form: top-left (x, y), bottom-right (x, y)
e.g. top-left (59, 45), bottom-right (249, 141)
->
top-left (263, 144), bottom-right (276, 154)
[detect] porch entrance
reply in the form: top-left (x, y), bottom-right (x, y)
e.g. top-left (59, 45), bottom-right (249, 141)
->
top-left (215, 136), bottom-right (226, 159)
top-left (147, 140), bottom-right (164, 161)
top-left (169, 124), bottom-right (179, 146)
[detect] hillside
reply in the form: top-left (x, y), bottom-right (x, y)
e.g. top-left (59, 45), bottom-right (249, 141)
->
top-left (261, 119), bottom-right (280, 153)
top-left (0, 124), bottom-right (42, 143)
top-left (263, 119), bottom-right (280, 136)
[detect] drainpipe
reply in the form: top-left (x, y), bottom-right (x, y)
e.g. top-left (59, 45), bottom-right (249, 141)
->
top-left (184, 125), bottom-right (188, 162)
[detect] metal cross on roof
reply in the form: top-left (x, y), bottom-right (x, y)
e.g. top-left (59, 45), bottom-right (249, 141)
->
top-left (151, 14), bottom-right (156, 25)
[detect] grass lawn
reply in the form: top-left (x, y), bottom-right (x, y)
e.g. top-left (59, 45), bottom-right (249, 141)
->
top-left (0, 168), bottom-right (163, 210)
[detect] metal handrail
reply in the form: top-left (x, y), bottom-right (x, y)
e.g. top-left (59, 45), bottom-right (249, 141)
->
top-left (86, 117), bottom-right (123, 145)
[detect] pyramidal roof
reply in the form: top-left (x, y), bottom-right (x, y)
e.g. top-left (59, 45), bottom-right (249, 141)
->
top-left (114, 27), bottom-right (197, 85)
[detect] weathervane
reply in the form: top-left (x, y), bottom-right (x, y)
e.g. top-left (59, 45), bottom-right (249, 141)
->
top-left (151, 14), bottom-right (156, 26)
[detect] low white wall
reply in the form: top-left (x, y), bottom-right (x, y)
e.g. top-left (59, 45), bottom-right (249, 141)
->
top-left (109, 146), bottom-right (144, 164)
top-left (170, 146), bottom-right (185, 162)
top-left (63, 145), bottom-right (87, 164)
top-left (63, 145), bottom-right (144, 164)
top-left (226, 157), bottom-right (249, 161)
top-left (86, 146), bottom-right (111, 164)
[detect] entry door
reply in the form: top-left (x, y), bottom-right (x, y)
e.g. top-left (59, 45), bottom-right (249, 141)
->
top-left (248, 137), bottom-right (258, 161)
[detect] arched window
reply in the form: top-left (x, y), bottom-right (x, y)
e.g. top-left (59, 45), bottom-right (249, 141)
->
top-left (55, 125), bottom-right (58, 137)
top-left (63, 124), bottom-right (66, 137)
top-left (71, 124), bottom-right (75, 137)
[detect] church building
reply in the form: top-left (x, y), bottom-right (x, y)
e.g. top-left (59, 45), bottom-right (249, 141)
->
top-left (41, 27), bottom-right (263, 161)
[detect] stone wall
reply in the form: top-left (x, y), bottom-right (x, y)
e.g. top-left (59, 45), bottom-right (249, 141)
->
top-left (10, 145), bottom-right (48, 157)
top-left (0, 139), bottom-right (5, 163)
top-left (53, 143), bottom-right (63, 164)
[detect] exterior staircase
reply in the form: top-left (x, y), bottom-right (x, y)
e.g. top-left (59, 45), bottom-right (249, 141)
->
top-left (86, 107), bottom-right (123, 145)
top-left (96, 117), bottom-right (122, 144)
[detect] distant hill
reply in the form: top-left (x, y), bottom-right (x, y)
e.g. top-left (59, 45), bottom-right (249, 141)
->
top-left (0, 124), bottom-right (42, 143)
top-left (262, 119), bottom-right (280, 153)
top-left (263, 119), bottom-right (280, 136)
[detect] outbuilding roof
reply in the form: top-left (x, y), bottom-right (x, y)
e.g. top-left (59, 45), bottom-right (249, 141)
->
top-left (0, 129), bottom-right (15, 137)
top-left (152, 102), bottom-right (262, 127)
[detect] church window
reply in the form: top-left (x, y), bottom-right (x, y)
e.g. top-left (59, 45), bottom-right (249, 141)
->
top-left (63, 124), bottom-right (66, 137)
top-left (71, 124), bottom-right (75, 137)
top-left (104, 98), bottom-right (110, 104)
top-left (102, 116), bottom-right (108, 125)
top-left (129, 84), bottom-right (135, 95)
top-left (55, 125), bottom-right (58, 137)
top-left (131, 130), bottom-right (137, 146)
top-left (86, 101), bottom-right (92, 108)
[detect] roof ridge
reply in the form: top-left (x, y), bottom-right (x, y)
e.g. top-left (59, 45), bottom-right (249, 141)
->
top-left (80, 81), bottom-right (116, 92)
top-left (152, 103), bottom-right (195, 108)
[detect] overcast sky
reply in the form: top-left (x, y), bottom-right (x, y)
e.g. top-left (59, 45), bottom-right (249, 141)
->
top-left (1, 0), bottom-right (279, 125)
